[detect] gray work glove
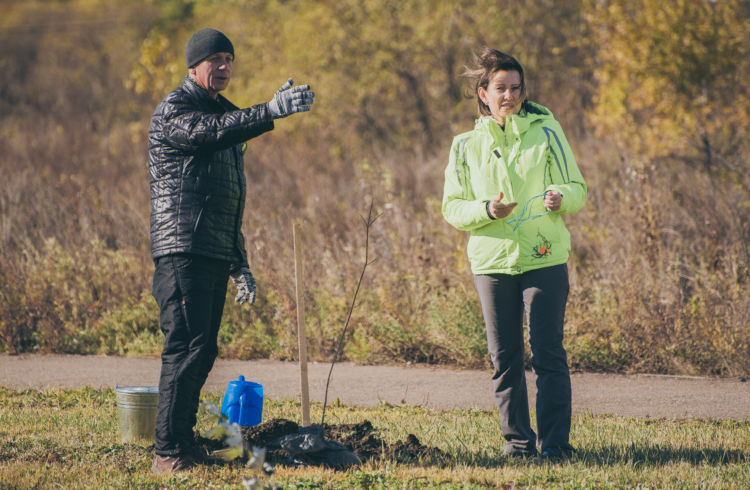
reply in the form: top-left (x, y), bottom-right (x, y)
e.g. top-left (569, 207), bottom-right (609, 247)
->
top-left (267, 78), bottom-right (314, 119)
top-left (230, 267), bottom-right (256, 305)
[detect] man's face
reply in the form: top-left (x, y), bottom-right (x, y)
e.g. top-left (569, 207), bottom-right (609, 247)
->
top-left (189, 52), bottom-right (233, 98)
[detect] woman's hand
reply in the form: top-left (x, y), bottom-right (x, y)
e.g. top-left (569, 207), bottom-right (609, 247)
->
top-left (544, 190), bottom-right (562, 212)
top-left (489, 192), bottom-right (517, 219)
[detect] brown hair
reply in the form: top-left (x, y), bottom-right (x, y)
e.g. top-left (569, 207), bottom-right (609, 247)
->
top-left (462, 47), bottom-right (527, 116)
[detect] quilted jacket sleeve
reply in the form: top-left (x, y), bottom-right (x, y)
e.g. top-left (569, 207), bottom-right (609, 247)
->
top-left (160, 97), bottom-right (274, 154)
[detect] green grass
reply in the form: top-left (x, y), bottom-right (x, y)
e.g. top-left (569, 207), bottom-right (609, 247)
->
top-left (0, 388), bottom-right (747, 489)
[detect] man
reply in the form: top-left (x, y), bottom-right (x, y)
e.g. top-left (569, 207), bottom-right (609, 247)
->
top-left (148, 27), bottom-right (314, 474)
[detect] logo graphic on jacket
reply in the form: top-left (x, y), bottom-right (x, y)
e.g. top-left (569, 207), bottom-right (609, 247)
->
top-left (532, 232), bottom-right (552, 259)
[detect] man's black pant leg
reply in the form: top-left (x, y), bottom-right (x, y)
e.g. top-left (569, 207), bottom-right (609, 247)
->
top-left (152, 254), bottom-right (229, 456)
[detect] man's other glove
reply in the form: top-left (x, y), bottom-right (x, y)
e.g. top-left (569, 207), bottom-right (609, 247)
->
top-left (230, 267), bottom-right (256, 305)
top-left (267, 78), bottom-right (314, 119)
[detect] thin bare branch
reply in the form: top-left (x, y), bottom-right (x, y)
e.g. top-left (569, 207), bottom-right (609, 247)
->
top-left (321, 201), bottom-right (378, 426)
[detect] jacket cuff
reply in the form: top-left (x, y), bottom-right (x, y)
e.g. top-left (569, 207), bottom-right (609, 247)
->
top-left (485, 201), bottom-right (496, 220)
top-left (261, 102), bottom-right (274, 123)
top-left (229, 263), bottom-right (249, 275)
top-left (545, 185), bottom-right (567, 213)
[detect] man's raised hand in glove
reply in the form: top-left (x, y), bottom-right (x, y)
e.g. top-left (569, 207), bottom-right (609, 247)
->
top-left (267, 78), bottom-right (315, 119)
top-left (230, 267), bottom-right (256, 305)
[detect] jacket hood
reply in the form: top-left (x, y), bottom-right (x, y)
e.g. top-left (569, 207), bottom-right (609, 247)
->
top-left (474, 100), bottom-right (553, 137)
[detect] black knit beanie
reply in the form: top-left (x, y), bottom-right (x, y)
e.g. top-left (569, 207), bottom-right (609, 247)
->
top-left (185, 28), bottom-right (234, 68)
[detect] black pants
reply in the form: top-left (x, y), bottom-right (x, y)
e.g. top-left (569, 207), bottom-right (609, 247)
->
top-left (152, 253), bottom-right (230, 456)
top-left (474, 264), bottom-right (572, 452)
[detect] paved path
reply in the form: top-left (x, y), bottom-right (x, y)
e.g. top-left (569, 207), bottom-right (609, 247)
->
top-left (0, 355), bottom-right (747, 420)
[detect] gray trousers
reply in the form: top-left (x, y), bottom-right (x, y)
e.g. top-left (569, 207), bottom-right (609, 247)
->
top-left (474, 264), bottom-right (572, 452)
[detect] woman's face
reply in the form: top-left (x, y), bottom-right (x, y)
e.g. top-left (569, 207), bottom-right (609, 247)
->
top-left (478, 69), bottom-right (523, 125)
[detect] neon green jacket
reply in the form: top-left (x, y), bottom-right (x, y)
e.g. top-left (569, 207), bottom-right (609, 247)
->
top-left (442, 102), bottom-right (586, 275)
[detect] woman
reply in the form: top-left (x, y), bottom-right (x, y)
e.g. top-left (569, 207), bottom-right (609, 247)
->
top-left (442, 48), bottom-right (586, 462)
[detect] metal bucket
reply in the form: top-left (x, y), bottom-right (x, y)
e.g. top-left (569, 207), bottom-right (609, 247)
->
top-left (115, 386), bottom-right (158, 444)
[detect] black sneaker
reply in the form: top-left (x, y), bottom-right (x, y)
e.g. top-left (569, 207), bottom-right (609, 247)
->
top-left (533, 446), bottom-right (576, 464)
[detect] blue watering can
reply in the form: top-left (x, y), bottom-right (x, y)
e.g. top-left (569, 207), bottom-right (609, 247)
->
top-left (220, 375), bottom-right (263, 427)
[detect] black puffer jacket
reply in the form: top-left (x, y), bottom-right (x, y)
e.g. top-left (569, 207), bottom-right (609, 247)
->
top-left (148, 76), bottom-right (274, 269)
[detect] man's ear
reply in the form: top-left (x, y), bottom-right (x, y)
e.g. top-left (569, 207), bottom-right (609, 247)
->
top-left (188, 67), bottom-right (196, 77)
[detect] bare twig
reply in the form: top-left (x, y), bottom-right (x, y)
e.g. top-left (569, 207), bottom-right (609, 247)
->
top-left (321, 201), bottom-right (381, 426)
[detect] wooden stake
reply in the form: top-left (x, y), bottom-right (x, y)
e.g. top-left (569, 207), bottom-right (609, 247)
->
top-left (293, 222), bottom-right (311, 427)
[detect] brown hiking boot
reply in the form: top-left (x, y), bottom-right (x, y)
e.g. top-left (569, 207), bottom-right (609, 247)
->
top-left (151, 454), bottom-right (195, 474)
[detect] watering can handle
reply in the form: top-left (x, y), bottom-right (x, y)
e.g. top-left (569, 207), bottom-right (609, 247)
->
top-left (239, 393), bottom-right (246, 424)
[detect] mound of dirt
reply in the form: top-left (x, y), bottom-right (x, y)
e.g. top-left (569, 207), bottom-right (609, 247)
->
top-left (194, 418), bottom-right (445, 468)
top-left (324, 420), bottom-right (444, 464)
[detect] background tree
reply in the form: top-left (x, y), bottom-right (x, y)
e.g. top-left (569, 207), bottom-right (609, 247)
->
top-left (586, 0), bottom-right (750, 176)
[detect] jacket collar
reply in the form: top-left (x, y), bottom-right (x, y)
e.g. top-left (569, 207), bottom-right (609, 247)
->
top-left (181, 76), bottom-right (238, 111)
top-left (475, 101), bottom-right (552, 139)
